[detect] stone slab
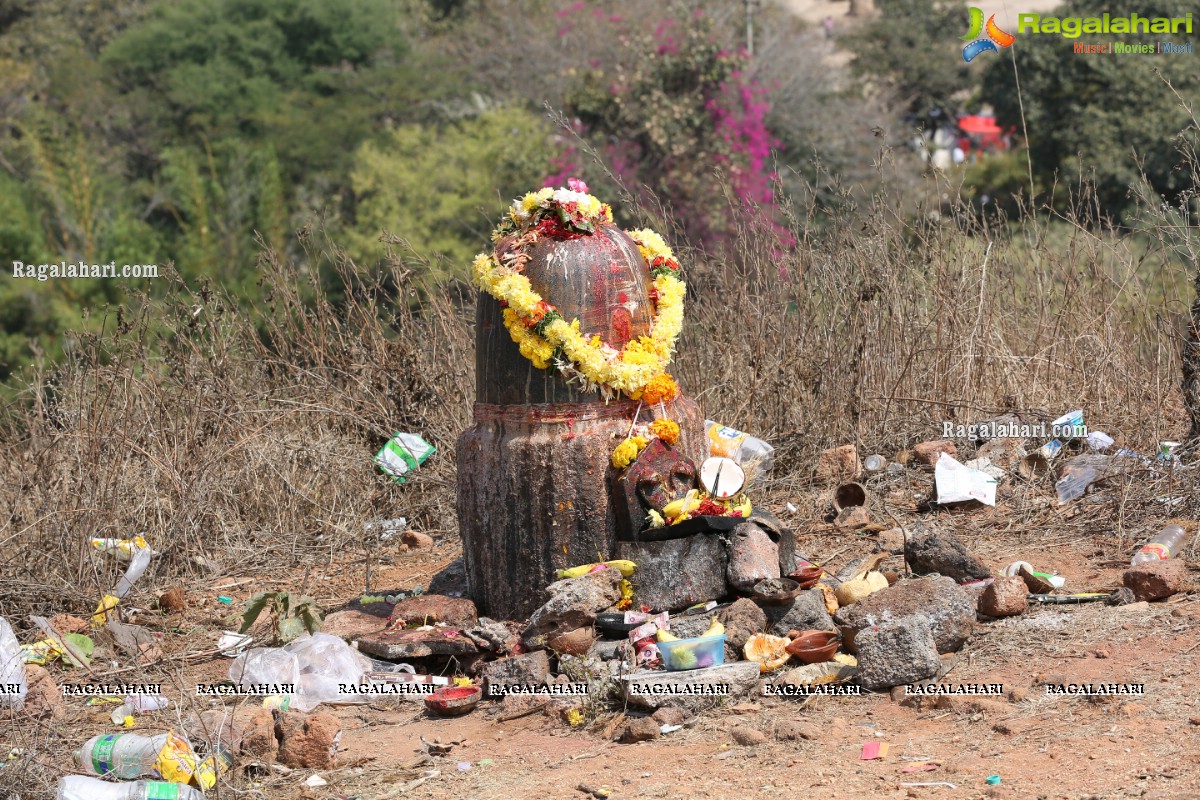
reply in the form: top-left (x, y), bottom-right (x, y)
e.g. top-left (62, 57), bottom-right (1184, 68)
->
top-left (621, 661), bottom-right (761, 711)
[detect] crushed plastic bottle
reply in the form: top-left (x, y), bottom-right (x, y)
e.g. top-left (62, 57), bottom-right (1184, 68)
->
top-left (92, 546), bottom-right (154, 626)
top-left (57, 775), bottom-right (205, 800)
top-left (1130, 525), bottom-right (1189, 566)
top-left (0, 616), bottom-right (28, 710)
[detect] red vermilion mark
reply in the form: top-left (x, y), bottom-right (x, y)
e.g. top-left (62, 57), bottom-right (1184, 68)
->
top-left (611, 307), bottom-right (633, 346)
top-left (618, 291), bottom-right (628, 304)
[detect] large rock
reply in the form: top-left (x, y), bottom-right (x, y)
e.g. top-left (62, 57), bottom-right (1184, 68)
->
top-left (763, 589), bottom-right (837, 637)
top-left (814, 445), bottom-right (859, 484)
top-left (322, 609), bottom-right (389, 641)
top-left (525, 569), bottom-right (622, 637)
top-left (478, 651), bottom-right (551, 696)
top-left (1122, 560), bottom-right (1187, 602)
top-left (726, 522), bottom-right (781, 592)
top-left (836, 576), bottom-right (974, 654)
top-left (717, 598), bottom-right (768, 650)
top-left (614, 535), bottom-right (726, 613)
top-left (979, 576), bottom-right (1027, 617)
top-left (855, 618), bottom-right (940, 691)
top-left (356, 628), bottom-right (479, 660)
top-left (276, 711), bottom-right (341, 769)
top-left (904, 529), bottom-right (991, 582)
top-left (389, 595), bottom-right (478, 628)
top-left (621, 662), bottom-right (760, 711)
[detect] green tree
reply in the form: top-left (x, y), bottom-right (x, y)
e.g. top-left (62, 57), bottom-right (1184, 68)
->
top-left (985, 0), bottom-right (1199, 219)
top-left (849, 0), bottom-right (975, 119)
top-left (348, 107), bottom-right (555, 278)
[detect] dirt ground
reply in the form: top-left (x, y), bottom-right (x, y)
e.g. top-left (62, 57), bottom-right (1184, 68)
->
top-left (19, 482), bottom-right (1193, 800)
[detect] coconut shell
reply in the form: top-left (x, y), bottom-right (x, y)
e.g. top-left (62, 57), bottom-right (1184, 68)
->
top-left (834, 570), bottom-right (888, 606)
top-left (743, 633), bottom-right (791, 673)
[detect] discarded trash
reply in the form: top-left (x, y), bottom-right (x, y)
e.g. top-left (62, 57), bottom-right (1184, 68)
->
top-left (934, 452), bottom-right (997, 506)
top-left (76, 732), bottom-right (196, 782)
top-left (374, 432), bottom-right (436, 484)
top-left (863, 454), bottom-right (886, 473)
top-left (217, 596), bottom-right (234, 605)
top-left (57, 776), bottom-right (206, 800)
top-left (365, 517), bottom-right (408, 540)
top-left (1036, 439), bottom-right (1064, 460)
top-left (304, 773), bottom-right (329, 788)
top-left (109, 695), bottom-right (169, 725)
top-left (89, 536), bottom-right (154, 561)
top-left (704, 420), bottom-right (775, 475)
top-left (986, 774), bottom-right (1002, 785)
top-left (660, 724), bottom-right (683, 734)
top-left (1087, 431), bottom-right (1114, 451)
top-left (831, 482), bottom-right (868, 513)
top-left (232, 632), bottom-right (371, 712)
top-left (456, 761), bottom-right (473, 772)
top-left (424, 685), bottom-right (482, 717)
top-left (29, 617), bottom-right (93, 668)
top-left (92, 546), bottom-right (153, 626)
top-left (1055, 457), bottom-right (1102, 504)
top-left (861, 741), bottom-right (889, 760)
top-left (1130, 524), bottom-right (1189, 566)
top-left (900, 783), bottom-right (956, 789)
top-left (963, 456), bottom-right (1005, 480)
top-left (1158, 441), bottom-right (1181, 461)
top-left (1051, 409), bottom-right (1085, 438)
top-left (1003, 561), bottom-right (1065, 592)
top-left (785, 502), bottom-right (798, 513)
top-left (1027, 593), bottom-right (1108, 604)
top-left (191, 746), bottom-right (233, 791)
top-left (217, 631), bottom-right (253, 657)
top-left (0, 617), bottom-right (27, 710)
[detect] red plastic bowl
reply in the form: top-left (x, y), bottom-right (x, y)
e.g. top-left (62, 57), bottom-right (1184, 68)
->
top-left (425, 685), bottom-right (482, 717)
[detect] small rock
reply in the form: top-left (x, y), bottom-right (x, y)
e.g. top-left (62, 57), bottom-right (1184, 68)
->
top-left (276, 711), bottom-right (341, 769)
top-left (814, 444), bottom-right (860, 484)
top-left (652, 707), bottom-right (691, 726)
top-left (1122, 560), bottom-right (1186, 602)
top-left (774, 720), bottom-right (821, 741)
top-left (979, 576), bottom-right (1027, 617)
top-left (158, 587), bottom-right (186, 613)
top-left (905, 529), bottom-right (991, 582)
top-left (913, 440), bottom-right (957, 466)
top-left (479, 651), bottom-right (551, 696)
top-left (834, 506), bottom-right (871, 530)
top-left (525, 568), bottom-right (622, 637)
top-left (389, 594), bottom-right (477, 628)
top-left (400, 530), bottom-right (434, 549)
top-left (855, 618), bottom-right (940, 691)
top-left (619, 717), bottom-right (660, 743)
top-left (1093, 648), bottom-right (1111, 659)
top-left (47, 614), bottom-right (91, 635)
top-left (195, 707), bottom-right (277, 759)
top-left (730, 726), bottom-right (767, 746)
top-left (21, 665), bottom-right (64, 719)
top-left (588, 638), bottom-right (632, 662)
top-left (717, 598), bottom-right (768, 650)
top-left (877, 528), bottom-right (906, 554)
top-left (976, 437), bottom-right (1026, 469)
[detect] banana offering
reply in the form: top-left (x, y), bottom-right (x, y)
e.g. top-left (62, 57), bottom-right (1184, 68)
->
top-left (556, 560), bottom-right (637, 580)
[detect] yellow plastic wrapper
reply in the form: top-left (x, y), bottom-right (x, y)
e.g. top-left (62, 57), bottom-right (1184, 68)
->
top-left (91, 594), bottom-right (121, 627)
top-left (153, 731), bottom-right (197, 784)
top-left (89, 535), bottom-right (150, 560)
top-left (20, 639), bottom-right (63, 665)
top-left (192, 748), bottom-right (233, 790)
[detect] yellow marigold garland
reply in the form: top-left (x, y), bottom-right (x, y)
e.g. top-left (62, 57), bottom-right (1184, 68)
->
top-left (473, 183), bottom-right (687, 471)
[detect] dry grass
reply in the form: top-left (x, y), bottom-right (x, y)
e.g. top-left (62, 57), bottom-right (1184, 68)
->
top-left (1, 160), bottom-right (1196, 619)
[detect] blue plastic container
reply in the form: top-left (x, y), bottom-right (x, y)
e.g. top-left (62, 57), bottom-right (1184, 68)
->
top-left (656, 634), bottom-right (727, 671)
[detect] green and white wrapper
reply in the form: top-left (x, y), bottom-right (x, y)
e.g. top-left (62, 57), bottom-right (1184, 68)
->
top-left (374, 433), bottom-right (435, 484)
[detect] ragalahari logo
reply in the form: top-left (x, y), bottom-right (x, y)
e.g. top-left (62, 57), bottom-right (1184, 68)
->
top-left (962, 7), bottom-right (1016, 61)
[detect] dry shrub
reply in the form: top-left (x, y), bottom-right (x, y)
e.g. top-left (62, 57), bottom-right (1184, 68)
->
top-left (0, 165), bottom-right (1196, 621)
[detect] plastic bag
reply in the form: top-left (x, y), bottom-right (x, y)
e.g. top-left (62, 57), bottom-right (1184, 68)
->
top-left (230, 632), bottom-right (370, 711)
top-left (934, 452), bottom-right (997, 506)
top-left (0, 616), bottom-right (27, 710)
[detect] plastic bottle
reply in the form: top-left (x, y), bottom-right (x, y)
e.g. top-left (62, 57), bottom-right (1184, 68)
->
top-left (0, 616), bottom-right (28, 710)
top-left (703, 420), bottom-right (775, 474)
top-left (76, 733), bottom-right (171, 779)
top-left (57, 775), bottom-right (205, 800)
top-left (1130, 525), bottom-right (1189, 566)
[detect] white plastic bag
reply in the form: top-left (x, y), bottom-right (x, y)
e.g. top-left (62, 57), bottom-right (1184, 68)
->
top-left (935, 452), bottom-right (997, 506)
top-left (0, 616), bottom-right (28, 710)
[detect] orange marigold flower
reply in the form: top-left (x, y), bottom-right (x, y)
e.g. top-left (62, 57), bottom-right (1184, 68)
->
top-left (648, 418), bottom-right (680, 446)
top-left (640, 374), bottom-right (678, 405)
